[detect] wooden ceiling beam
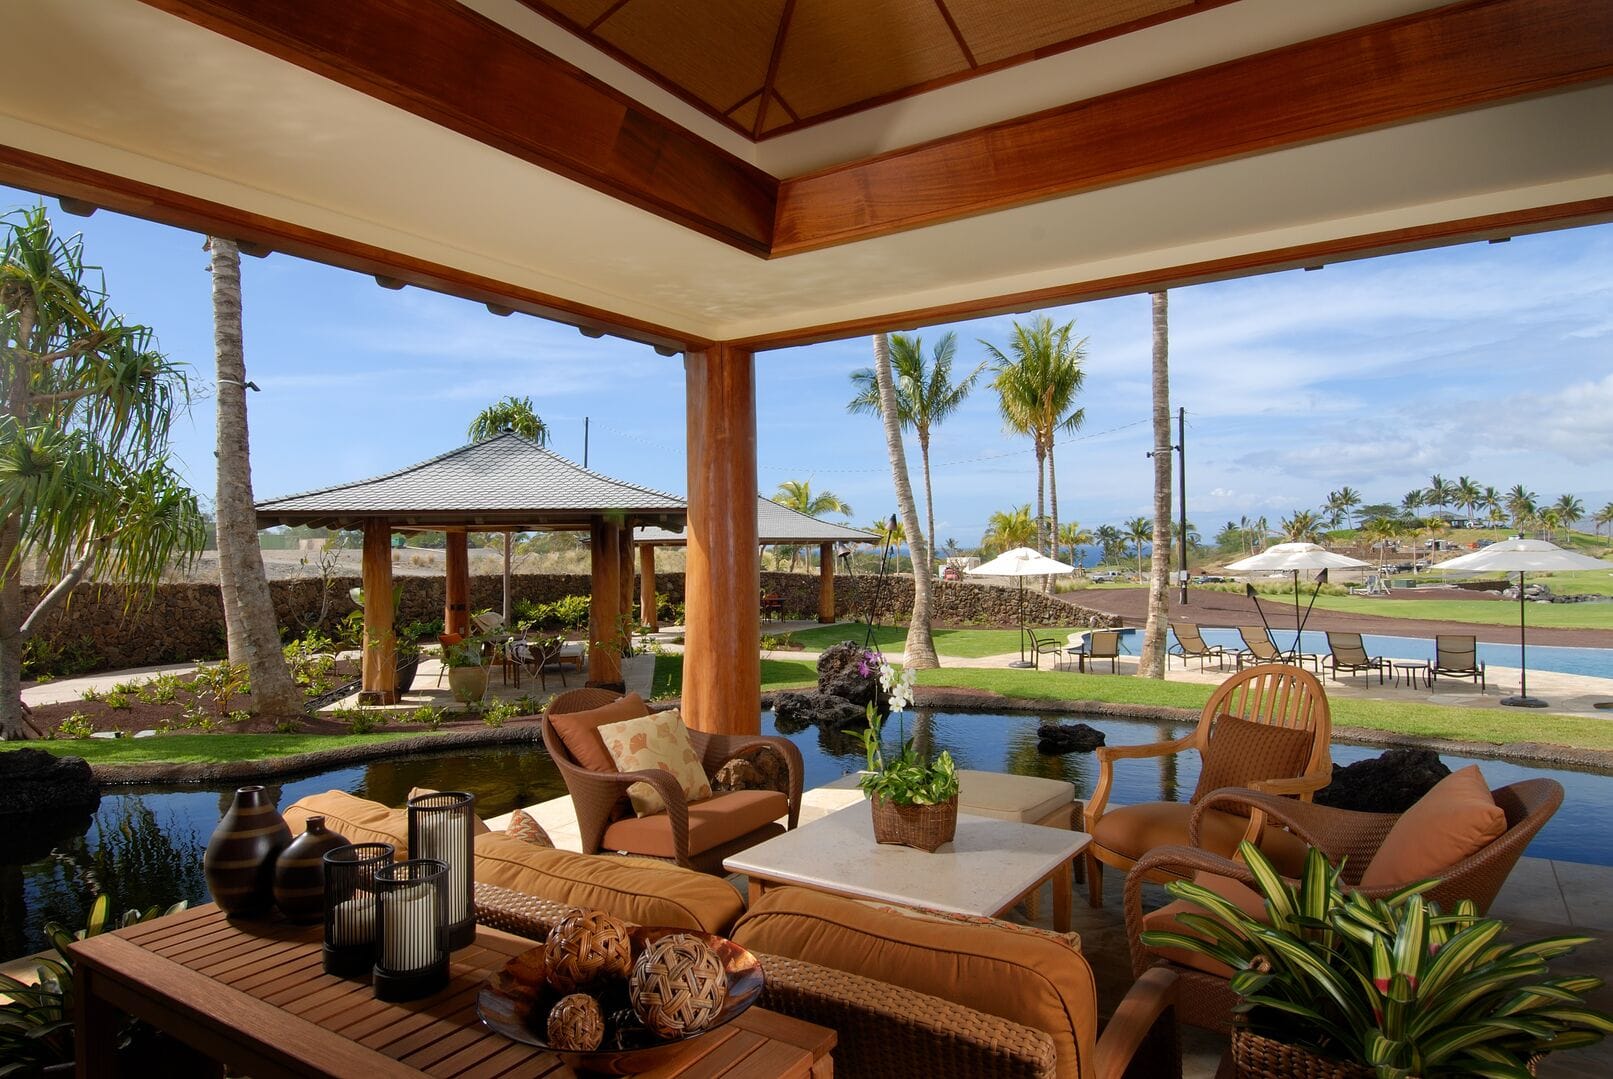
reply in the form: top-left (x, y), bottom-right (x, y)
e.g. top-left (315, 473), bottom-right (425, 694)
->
top-left (136, 0), bottom-right (778, 256)
top-left (772, 0), bottom-right (1613, 254)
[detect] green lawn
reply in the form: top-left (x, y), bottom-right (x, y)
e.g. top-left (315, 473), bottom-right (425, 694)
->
top-left (785, 624), bottom-right (1085, 658)
top-left (1301, 591), bottom-right (1613, 630)
top-left (0, 731), bottom-right (447, 765)
top-left (651, 655), bottom-right (817, 700)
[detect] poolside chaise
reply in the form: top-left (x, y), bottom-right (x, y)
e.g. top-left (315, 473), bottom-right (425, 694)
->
top-left (1167, 623), bottom-right (1226, 670)
top-left (1235, 625), bottom-right (1316, 671)
top-left (1433, 633), bottom-right (1486, 692)
top-left (1323, 630), bottom-right (1389, 684)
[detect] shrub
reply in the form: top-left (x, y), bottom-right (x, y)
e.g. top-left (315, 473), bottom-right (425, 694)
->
top-left (480, 700), bottom-right (519, 728)
top-left (272, 717), bottom-right (304, 734)
top-left (79, 687), bottom-right (105, 704)
top-left (401, 705), bottom-right (447, 730)
top-left (54, 712), bottom-right (95, 739)
top-left (20, 635), bottom-right (100, 681)
top-left (102, 689), bottom-right (132, 710)
top-left (332, 706), bottom-right (385, 735)
top-left (136, 673), bottom-right (182, 705)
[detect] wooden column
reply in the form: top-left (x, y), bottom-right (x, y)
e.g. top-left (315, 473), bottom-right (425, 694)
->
top-left (444, 529), bottom-right (469, 637)
top-left (618, 526), bottom-right (634, 631)
top-left (818, 543), bottom-right (835, 624)
top-left (640, 544), bottom-right (658, 631)
top-left (684, 343), bottom-right (759, 734)
top-left (588, 518), bottom-right (622, 687)
top-left (360, 519), bottom-right (397, 703)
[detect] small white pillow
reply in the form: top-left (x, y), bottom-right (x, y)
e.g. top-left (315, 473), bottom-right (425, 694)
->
top-left (598, 709), bottom-right (712, 816)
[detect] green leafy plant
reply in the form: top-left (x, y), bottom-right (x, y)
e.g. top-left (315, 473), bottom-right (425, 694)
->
top-left (189, 660), bottom-right (250, 718)
top-left (102, 689), bottom-right (131, 710)
top-left (332, 706), bottom-right (385, 734)
top-left (0, 894), bottom-right (187, 1074)
top-left (1141, 842), bottom-right (1613, 1077)
top-left (481, 699), bottom-right (519, 728)
top-left (272, 717), bottom-right (304, 734)
top-left (441, 636), bottom-right (489, 668)
top-left (54, 711), bottom-right (95, 739)
top-left (135, 672), bottom-right (182, 705)
top-left (78, 686), bottom-right (105, 704)
top-left (401, 705), bottom-right (447, 730)
top-left (857, 653), bottom-right (958, 806)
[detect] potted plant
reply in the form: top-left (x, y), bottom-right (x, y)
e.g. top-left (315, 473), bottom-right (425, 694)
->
top-left (858, 655), bottom-right (959, 851)
top-left (1141, 842), bottom-right (1613, 1078)
top-left (442, 635), bottom-right (489, 704)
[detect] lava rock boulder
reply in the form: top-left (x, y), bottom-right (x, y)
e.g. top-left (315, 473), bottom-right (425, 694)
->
top-left (1314, 748), bottom-right (1451, 813)
top-left (1037, 722), bottom-right (1106, 754)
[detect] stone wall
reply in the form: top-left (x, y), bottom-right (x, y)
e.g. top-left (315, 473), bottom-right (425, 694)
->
top-left (24, 567), bottom-right (1111, 674)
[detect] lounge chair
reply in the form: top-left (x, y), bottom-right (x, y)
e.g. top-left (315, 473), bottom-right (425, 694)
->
top-left (1082, 629), bottom-right (1123, 673)
top-left (1124, 777), bottom-right (1562, 1033)
top-left (1323, 630), bottom-right (1388, 684)
top-left (1082, 664), bottom-right (1333, 906)
top-left (1433, 633), bottom-right (1486, 692)
top-left (1235, 625), bottom-right (1316, 670)
top-left (1348, 574), bottom-right (1387, 596)
top-left (1029, 632), bottom-right (1063, 670)
top-left (1167, 623), bottom-right (1226, 670)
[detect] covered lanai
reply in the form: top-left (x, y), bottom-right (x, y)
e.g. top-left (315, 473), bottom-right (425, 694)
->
top-left (255, 433), bottom-right (684, 701)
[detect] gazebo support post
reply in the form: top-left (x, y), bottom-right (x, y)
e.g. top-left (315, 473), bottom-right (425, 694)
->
top-left (360, 519), bottom-right (397, 704)
top-left (618, 526), bottom-right (634, 640)
top-left (684, 344), bottom-right (760, 735)
top-left (588, 518), bottom-right (623, 688)
top-left (444, 529), bottom-right (470, 638)
top-left (818, 543), bottom-right (834, 623)
top-left (640, 544), bottom-right (658, 631)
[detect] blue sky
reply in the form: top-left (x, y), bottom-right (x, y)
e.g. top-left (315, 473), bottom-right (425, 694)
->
top-left (6, 184), bottom-right (1611, 547)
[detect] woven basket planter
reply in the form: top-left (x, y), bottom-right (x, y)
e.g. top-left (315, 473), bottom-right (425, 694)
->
top-left (1230, 1031), bottom-right (1372, 1079)
top-left (869, 794), bottom-right (958, 852)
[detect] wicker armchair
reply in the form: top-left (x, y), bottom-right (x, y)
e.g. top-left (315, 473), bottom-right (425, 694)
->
top-left (541, 689), bottom-right (804, 874)
top-left (1123, 779), bottom-right (1564, 1032)
top-left (1084, 664), bottom-right (1332, 906)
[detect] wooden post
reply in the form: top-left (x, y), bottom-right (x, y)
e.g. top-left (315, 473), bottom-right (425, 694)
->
top-left (684, 344), bottom-right (759, 734)
top-left (361, 519), bottom-right (397, 703)
top-left (589, 518), bottom-right (622, 687)
top-left (444, 529), bottom-right (469, 638)
top-left (618, 525), bottom-right (634, 633)
top-left (818, 543), bottom-right (835, 623)
top-left (640, 544), bottom-right (658, 631)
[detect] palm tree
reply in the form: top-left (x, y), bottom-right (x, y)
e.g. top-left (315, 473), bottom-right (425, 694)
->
top-left (1537, 506), bottom-right (1562, 543)
top-left (773, 479), bottom-right (852, 570)
top-left (868, 517), bottom-right (906, 547)
top-left (1401, 489), bottom-right (1426, 516)
top-left (983, 505), bottom-right (1035, 553)
top-left (1595, 502), bottom-right (1613, 540)
top-left (1362, 516), bottom-right (1402, 570)
top-left (1125, 516), bottom-right (1152, 579)
top-left (984, 316), bottom-right (1087, 565)
top-left (1280, 510), bottom-right (1323, 543)
top-left (1094, 523), bottom-right (1124, 567)
top-left (468, 395), bottom-right (549, 445)
top-left (1425, 474), bottom-right (1455, 513)
top-left (1214, 521), bottom-right (1243, 555)
top-left (1139, 291), bottom-right (1173, 678)
top-left (1505, 485), bottom-right (1537, 532)
top-left (210, 237), bottom-right (303, 718)
top-left (1057, 521), bottom-right (1092, 567)
top-left (1480, 485), bottom-right (1503, 527)
top-left (1335, 486), bottom-right (1362, 529)
top-left (870, 333), bottom-right (937, 667)
top-left (1453, 476), bottom-right (1481, 524)
top-left (1553, 494), bottom-right (1585, 538)
top-left (848, 331), bottom-right (984, 550)
top-left (0, 208), bottom-right (206, 737)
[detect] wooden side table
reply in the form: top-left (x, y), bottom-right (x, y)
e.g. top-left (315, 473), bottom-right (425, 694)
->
top-left (71, 903), bottom-right (833, 1078)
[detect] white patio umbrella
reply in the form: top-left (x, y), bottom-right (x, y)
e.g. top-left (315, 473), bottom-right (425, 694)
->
top-left (1225, 542), bottom-right (1372, 649)
top-left (967, 547), bottom-right (1074, 667)
top-left (1431, 538), bottom-right (1610, 708)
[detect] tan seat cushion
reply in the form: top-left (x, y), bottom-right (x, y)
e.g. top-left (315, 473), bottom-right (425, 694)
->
top-left (1141, 871), bottom-right (1268, 978)
top-left (958, 770), bottom-right (1074, 825)
top-left (601, 789), bottom-right (787, 859)
top-left (1191, 714), bottom-right (1316, 813)
top-left (599, 709), bottom-right (713, 816)
top-left (1360, 764), bottom-right (1505, 887)
top-left (472, 832), bottom-right (744, 935)
top-left (1091, 801), bottom-right (1307, 877)
top-left (548, 692), bottom-right (651, 772)
top-left (733, 887), bottom-right (1096, 1079)
top-left (284, 791), bottom-right (410, 854)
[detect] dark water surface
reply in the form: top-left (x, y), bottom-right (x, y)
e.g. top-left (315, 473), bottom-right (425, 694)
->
top-left (5, 709), bottom-right (1608, 963)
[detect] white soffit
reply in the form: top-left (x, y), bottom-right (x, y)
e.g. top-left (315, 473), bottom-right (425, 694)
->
top-left (0, 1), bottom-right (1607, 345)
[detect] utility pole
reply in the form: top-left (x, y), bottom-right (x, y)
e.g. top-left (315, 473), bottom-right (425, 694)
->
top-left (583, 416), bottom-right (590, 468)
top-left (1177, 407), bottom-right (1188, 606)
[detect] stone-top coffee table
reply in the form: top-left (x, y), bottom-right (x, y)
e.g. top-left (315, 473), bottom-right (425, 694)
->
top-left (724, 802), bottom-right (1090, 932)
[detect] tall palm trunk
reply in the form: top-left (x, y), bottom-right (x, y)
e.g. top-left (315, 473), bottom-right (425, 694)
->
top-left (210, 237), bottom-right (303, 718)
top-left (1046, 438), bottom-right (1059, 591)
top-left (1139, 291), bottom-right (1172, 679)
top-left (1033, 441), bottom-right (1047, 554)
top-left (872, 334), bottom-right (938, 668)
top-left (918, 425), bottom-right (936, 560)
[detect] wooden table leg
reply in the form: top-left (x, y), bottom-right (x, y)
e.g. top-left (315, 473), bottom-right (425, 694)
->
top-left (75, 965), bottom-right (121, 1079)
top-left (1053, 859), bottom-right (1073, 934)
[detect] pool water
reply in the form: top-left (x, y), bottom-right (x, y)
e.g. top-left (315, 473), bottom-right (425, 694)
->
top-left (5, 709), bottom-right (1609, 963)
top-left (1184, 627), bottom-right (1613, 680)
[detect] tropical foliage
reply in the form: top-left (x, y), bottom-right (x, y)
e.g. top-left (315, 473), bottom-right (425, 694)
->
top-left (858, 657), bottom-right (957, 805)
top-left (773, 479), bottom-right (852, 570)
top-left (468, 394), bottom-right (549, 445)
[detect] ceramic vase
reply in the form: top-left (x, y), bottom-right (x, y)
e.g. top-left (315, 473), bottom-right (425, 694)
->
top-left (204, 785), bottom-right (292, 917)
top-left (447, 665), bottom-right (488, 704)
top-left (272, 815), bottom-right (350, 923)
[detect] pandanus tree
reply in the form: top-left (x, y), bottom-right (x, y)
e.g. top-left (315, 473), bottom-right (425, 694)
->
top-left (1, 208), bottom-right (205, 738)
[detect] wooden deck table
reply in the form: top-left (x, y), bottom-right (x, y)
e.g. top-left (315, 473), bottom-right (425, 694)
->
top-left (71, 903), bottom-right (833, 1079)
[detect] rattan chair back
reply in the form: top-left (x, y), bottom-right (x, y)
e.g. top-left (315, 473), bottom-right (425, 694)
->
top-left (1195, 664), bottom-right (1332, 787)
top-left (545, 687), bottom-right (625, 715)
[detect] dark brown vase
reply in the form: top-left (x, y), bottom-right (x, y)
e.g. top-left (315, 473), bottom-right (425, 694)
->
top-left (204, 785), bottom-right (292, 917)
top-left (272, 815), bottom-right (350, 923)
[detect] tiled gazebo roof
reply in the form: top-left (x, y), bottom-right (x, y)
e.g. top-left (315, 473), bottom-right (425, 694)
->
top-left (635, 498), bottom-right (876, 546)
top-left (255, 432), bottom-right (685, 531)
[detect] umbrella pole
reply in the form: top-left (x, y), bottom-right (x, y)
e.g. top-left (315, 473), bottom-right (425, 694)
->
top-left (1292, 571), bottom-right (1302, 653)
top-left (1008, 577), bottom-right (1033, 668)
top-left (1503, 570), bottom-right (1546, 707)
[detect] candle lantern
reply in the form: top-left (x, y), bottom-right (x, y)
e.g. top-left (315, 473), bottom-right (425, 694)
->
top-left (373, 859), bottom-right (450, 1002)
top-left (322, 842), bottom-right (394, 977)
top-left (407, 790), bottom-right (476, 949)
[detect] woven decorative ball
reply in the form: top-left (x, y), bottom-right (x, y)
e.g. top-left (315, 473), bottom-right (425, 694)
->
top-left (629, 934), bottom-right (728, 1038)
top-left (544, 911), bottom-right (633, 992)
top-left (546, 993), bottom-right (604, 1052)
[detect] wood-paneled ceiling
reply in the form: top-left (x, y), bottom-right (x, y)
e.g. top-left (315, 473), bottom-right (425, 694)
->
top-left (517, 0), bottom-right (1217, 138)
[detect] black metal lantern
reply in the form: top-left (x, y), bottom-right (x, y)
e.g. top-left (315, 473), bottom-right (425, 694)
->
top-left (372, 859), bottom-right (450, 1002)
top-left (321, 842), bottom-right (394, 977)
top-left (407, 790), bottom-right (476, 949)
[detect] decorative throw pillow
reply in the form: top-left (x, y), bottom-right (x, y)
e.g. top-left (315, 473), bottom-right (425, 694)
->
top-left (1360, 765), bottom-right (1504, 887)
top-left (505, 808), bottom-right (555, 848)
top-left (407, 786), bottom-right (492, 834)
top-left (598, 709), bottom-right (712, 817)
top-left (1191, 714), bottom-right (1315, 815)
top-left (549, 692), bottom-right (651, 772)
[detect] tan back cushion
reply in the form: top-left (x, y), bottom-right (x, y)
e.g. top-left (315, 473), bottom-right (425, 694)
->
top-left (1360, 765), bottom-right (1505, 887)
top-left (1192, 714), bottom-right (1315, 813)
top-left (732, 887), bottom-right (1096, 1079)
top-left (472, 832), bottom-right (744, 935)
top-left (599, 709), bottom-right (713, 816)
top-left (284, 791), bottom-right (410, 854)
top-left (548, 692), bottom-right (651, 771)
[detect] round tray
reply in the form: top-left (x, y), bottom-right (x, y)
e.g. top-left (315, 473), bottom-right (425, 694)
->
top-left (476, 925), bottom-right (764, 1074)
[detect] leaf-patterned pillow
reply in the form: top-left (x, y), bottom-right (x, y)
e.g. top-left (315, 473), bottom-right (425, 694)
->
top-left (505, 808), bottom-right (554, 848)
top-left (598, 709), bottom-right (712, 817)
